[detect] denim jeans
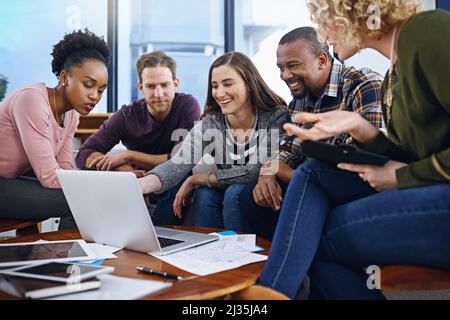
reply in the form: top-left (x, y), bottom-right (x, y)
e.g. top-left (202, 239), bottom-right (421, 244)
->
top-left (259, 160), bottom-right (450, 299)
top-left (192, 184), bottom-right (249, 231)
top-left (150, 178), bottom-right (186, 226)
top-left (239, 179), bottom-right (288, 241)
top-left (0, 176), bottom-right (77, 230)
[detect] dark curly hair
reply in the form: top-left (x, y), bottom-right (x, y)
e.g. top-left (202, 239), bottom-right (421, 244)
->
top-left (51, 28), bottom-right (110, 78)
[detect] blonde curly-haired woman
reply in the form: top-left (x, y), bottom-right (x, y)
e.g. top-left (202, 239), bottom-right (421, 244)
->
top-left (257, 0), bottom-right (450, 299)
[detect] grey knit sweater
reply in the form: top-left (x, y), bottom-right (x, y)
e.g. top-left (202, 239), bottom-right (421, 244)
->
top-left (148, 106), bottom-right (290, 193)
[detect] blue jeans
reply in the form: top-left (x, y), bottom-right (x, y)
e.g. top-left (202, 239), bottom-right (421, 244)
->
top-left (259, 160), bottom-right (450, 299)
top-left (150, 178), bottom-right (186, 226)
top-left (192, 184), bottom-right (249, 231)
top-left (239, 179), bottom-right (288, 241)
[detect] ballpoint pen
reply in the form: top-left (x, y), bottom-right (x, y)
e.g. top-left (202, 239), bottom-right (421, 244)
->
top-left (136, 266), bottom-right (184, 280)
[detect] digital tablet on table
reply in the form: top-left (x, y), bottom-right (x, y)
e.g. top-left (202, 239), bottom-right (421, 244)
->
top-left (0, 261), bottom-right (113, 283)
top-left (0, 240), bottom-right (96, 267)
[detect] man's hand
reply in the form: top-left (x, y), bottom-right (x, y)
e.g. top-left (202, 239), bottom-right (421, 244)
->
top-left (114, 163), bottom-right (145, 178)
top-left (253, 174), bottom-right (283, 211)
top-left (88, 151), bottom-right (130, 171)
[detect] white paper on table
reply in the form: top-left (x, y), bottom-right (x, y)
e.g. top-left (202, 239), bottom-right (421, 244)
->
top-left (195, 234), bottom-right (256, 253)
top-left (48, 274), bottom-right (171, 300)
top-left (150, 249), bottom-right (267, 276)
top-left (80, 243), bottom-right (122, 263)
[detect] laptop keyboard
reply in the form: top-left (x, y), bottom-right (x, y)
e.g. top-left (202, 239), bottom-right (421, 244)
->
top-left (157, 236), bottom-right (185, 248)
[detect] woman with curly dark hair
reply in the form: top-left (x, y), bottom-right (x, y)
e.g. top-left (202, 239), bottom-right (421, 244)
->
top-left (0, 29), bottom-right (110, 230)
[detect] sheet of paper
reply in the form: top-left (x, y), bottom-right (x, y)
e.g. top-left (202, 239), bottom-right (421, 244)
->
top-left (69, 243), bottom-right (122, 264)
top-left (211, 231), bottom-right (264, 252)
top-left (80, 243), bottom-right (122, 263)
top-left (150, 249), bottom-right (267, 276)
top-left (32, 240), bottom-right (50, 244)
top-left (48, 274), bottom-right (171, 300)
top-left (189, 234), bottom-right (257, 253)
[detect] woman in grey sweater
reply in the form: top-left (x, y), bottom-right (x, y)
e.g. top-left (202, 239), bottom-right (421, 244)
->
top-left (138, 52), bottom-right (289, 230)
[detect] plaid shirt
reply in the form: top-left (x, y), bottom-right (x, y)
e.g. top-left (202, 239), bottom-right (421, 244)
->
top-left (279, 59), bottom-right (385, 169)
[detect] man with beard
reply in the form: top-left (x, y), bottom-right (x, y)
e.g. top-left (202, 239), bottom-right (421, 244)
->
top-left (75, 51), bottom-right (200, 225)
top-left (238, 27), bottom-right (384, 240)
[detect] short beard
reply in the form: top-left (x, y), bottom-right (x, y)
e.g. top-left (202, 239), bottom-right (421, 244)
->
top-left (292, 85), bottom-right (311, 99)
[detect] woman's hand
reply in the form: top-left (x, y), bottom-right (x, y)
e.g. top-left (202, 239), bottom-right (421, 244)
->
top-left (338, 160), bottom-right (407, 192)
top-left (283, 111), bottom-right (379, 145)
top-left (88, 151), bottom-right (130, 171)
top-left (173, 176), bottom-right (196, 219)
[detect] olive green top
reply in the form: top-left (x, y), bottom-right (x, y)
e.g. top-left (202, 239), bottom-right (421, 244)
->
top-left (364, 10), bottom-right (450, 189)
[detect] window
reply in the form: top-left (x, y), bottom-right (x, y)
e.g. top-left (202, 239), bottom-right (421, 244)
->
top-left (117, 0), bottom-right (225, 111)
top-left (234, 0), bottom-right (314, 103)
top-left (234, 0), bottom-right (436, 102)
top-left (0, 0), bottom-right (108, 112)
top-left (1, 0), bottom-right (436, 110)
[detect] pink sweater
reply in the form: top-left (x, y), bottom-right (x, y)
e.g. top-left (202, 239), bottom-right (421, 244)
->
top-left (0, 83), bottom-right (79, 188)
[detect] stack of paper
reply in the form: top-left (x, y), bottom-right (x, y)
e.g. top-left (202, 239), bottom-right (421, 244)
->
top-left (150, 233), bottom-right (267, 276)
top-left (48, 274), bottom-right (171, 300)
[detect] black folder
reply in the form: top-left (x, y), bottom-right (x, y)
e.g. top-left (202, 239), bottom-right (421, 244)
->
top-left (302, 140), bottom-right (389, 166)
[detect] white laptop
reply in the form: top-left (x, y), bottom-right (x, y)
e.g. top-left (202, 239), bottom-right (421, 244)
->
top-left (56, 170), bottom-right (218, 255)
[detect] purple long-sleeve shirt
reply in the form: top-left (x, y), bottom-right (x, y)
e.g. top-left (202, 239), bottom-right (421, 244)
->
top-left (75, 93), bottom-right (201, 169)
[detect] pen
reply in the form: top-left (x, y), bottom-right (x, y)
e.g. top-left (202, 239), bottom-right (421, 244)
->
top-left (136, 266), bottom-right (184, 280)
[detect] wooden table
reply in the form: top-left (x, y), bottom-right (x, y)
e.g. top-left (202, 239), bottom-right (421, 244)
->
top-left (0, 226), bottom-right (271, 300)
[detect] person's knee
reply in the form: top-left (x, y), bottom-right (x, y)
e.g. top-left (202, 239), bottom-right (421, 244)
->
top-left (239, 180), bottom-right (257, 204)
top-left (222, 184), bottom-right (248, 230)
top-left (193, 187), bottom-right (217, 206)
top-left (224, 184), bottom-right (246, 204)
top-left (301, 159), bottom-right (328, 173)
top-left (292, 160), bottom-right (332, 182)
top-left (192, 187), bottom-right (222, 221)
top-left (192, 188), bottom-right (223, 228)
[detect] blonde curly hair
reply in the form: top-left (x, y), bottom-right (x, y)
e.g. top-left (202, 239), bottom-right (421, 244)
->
top-left (307, 0), bottom-right (421, 49)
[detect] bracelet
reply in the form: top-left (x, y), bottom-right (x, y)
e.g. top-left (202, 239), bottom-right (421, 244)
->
top-left (206, 171), bottom-right (214, 188)
top-left (259, 160), bottom-right (277, 176)
top-left (431, 154), bottom-right (450, 181)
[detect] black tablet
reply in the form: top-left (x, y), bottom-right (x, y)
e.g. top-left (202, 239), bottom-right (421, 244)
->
top-left (0, 240), bottom-right (97, 267)
top-left (302, 140), bottom-right (389, 166)
top-left (0, 262), bottom-right (114, 283)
